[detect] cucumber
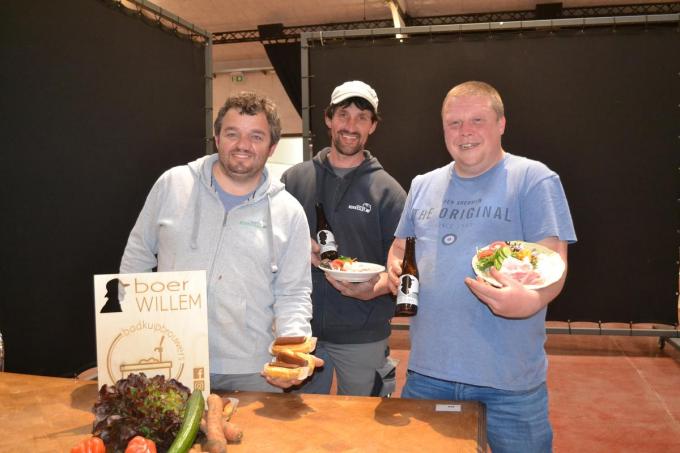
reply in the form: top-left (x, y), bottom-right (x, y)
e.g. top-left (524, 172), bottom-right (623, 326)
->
top-left (494, 246), bottom-right (511, 270)
top-left (167, 389), bottom-right (205, 453)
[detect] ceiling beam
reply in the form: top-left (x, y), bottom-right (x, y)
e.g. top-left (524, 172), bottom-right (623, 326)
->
top-left (386, 0), bottom-right (407, 28)
top-left (386, 0), bottom-right (406, 39)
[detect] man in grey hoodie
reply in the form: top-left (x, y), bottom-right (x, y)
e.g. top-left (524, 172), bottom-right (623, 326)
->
top-left (282, 81), bottom-right (406, 396)
top-left (121, 92), bottom-right (319, 392)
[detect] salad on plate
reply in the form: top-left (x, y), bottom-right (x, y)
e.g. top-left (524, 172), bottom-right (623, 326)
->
top-left (472, 240), bottom-right (565, 290)
top-left (319, 256), bottom-right (385, 282)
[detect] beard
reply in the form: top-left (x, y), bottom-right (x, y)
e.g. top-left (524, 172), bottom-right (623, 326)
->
top-left (217, 149), bottom-right (267, 182)
top-left (226, 159), bottom-right (254, 174)
top-left (332, 131), bottom-right (364, 157)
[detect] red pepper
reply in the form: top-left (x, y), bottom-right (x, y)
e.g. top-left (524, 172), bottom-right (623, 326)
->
top-left (125, 436), bottom-right (157, 453)
top-left (70, 436), bottom-right (105, 453)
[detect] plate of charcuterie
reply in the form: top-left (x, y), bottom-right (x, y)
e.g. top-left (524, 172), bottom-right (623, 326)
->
top-left (319, 256), bottom-right (385, 283)
top-left (471, 240), bottom-right (565, 290)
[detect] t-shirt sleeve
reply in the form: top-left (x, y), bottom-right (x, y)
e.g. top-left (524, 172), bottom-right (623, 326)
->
top-left (379, 179), bottom-right (407, 248)
top-left (394, 176), bottom-right (419, 238)
top-left (521, 173), bottom-right (577, 244)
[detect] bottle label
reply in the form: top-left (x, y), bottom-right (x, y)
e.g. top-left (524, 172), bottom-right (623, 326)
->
top-left (317, 229), bottom-right (337, 253)
top-left (396, 274), bottom-right (419, 306)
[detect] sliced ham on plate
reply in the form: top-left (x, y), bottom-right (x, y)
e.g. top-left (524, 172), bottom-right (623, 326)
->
top-left (499, 256), bottom-right (545, 286)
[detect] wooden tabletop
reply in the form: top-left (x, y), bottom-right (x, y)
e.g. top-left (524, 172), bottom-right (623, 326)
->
top-left (0, 372), bottom-right (98, 453)
top-left (0, 372), bottom-right (486, 452)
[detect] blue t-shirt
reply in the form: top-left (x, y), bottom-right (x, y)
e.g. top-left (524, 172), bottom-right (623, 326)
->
top-left (395, 153), bottom-right (577, 391)
top-left (212, 174), bottom-right (254, 211)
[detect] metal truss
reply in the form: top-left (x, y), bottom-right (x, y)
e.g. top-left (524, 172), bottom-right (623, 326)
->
top-left (414, 12), bottom-right (532, 26)
top-left (213, 19), bottom-right (395, 44)
top-left (104, 0), bottom-right (211, 44)
top-left (414, 1), bottom-right (680, 25)
top-left (213, 2), bottom-right (680, 44)
top-left (561, 1), bottom-right (680, 17)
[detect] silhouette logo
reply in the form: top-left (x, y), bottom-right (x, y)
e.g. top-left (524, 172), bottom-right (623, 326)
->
top-left (100, 278), bottom-right (130, 313)
top-left (318, 230), bottom-right (329, 245)
top-left (400, 275), bottom-right (414, 294)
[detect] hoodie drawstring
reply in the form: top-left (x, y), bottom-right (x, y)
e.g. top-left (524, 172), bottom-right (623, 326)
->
top-left (267, 193), bottom-right (278, 273)
top-left (316, 153), bottom-right (363, 214)
top-left (190, 187), bottom-right (201, 250)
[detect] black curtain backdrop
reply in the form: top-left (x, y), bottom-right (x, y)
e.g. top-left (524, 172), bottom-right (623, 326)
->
top-left (263, 42), bottom-right (302, 116)
top-left (308, 25), bottom-right (679, 324)
top-left (0, 0), bottom-right (206, 376)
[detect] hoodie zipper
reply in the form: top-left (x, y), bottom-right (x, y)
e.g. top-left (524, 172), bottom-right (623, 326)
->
top-left (206, 209), bottom-right (229, 283)
top-left (314, 151), bottom-right (377, 338)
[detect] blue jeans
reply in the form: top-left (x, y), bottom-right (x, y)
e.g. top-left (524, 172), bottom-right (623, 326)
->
top-left (402, 370), bottom-right (552, 453)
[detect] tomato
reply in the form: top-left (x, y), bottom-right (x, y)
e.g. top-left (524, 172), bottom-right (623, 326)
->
top-left (70, 436), bottom-right (105, 453)
top-left (477, 248), bottom-right (495, 259)
top-left (125, 436), bottom-right (157, 453)
top-left (330, 259), bottom-right (345, 270)
top-left (488, 241), bottom-right (507, 251)
top-left (478, 241), bottom-right (506, 259)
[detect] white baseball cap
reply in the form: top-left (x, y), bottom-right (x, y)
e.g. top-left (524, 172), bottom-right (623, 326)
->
top-left (330, 80), bottom-right (379, 112)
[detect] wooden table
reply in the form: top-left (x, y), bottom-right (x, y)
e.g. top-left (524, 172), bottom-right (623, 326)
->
top-left (0, 372), bottom-right (486, 452)
top-left (0, 372), bottom-right (98, 453)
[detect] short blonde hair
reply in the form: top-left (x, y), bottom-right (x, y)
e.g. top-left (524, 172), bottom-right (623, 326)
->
top-left (443, 81), bottom-right (505, 119)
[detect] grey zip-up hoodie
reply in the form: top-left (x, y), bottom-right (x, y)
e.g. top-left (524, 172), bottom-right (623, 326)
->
top-left (120, 154), bottom-right (313, 374)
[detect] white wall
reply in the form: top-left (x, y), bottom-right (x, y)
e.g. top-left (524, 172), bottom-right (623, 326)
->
top-left (266, 136), bottom-right (303, 181)
top-left (212, 69), bottom-right (302, 135)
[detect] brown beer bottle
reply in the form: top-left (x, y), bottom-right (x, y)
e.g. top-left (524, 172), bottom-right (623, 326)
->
top-left (395, 236), bottom-right (419, 317)
top-left (316, 203), bottom-right (339, 260)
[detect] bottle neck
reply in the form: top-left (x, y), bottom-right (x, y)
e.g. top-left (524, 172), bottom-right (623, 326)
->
top-left (316, 203), bottom-right (332, 231)
top-left (402, 237), bottom-right (417, 274)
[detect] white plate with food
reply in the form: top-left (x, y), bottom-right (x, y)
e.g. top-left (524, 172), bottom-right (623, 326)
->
top-left (471, 240), bottom-right (565, 290)
top-left (319, 256), bottom-right (385, 283)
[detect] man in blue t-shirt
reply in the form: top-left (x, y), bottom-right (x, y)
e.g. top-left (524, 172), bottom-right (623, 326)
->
top-left (387, 81), bottom-right (577, 453)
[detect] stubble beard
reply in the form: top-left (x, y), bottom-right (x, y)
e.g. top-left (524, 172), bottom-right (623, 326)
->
top-left (218, 152), bottom-right (263, 183)
top-left (332, 134), bottom-right (363, 157)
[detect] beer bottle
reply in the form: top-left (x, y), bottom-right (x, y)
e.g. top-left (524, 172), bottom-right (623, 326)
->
top-left (395, 236), bottom-right (419, 317)
top-left (315, 203), bottom-right (338, 260)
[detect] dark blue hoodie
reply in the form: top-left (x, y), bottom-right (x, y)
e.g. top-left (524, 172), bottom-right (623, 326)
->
top-left (281, 148), bottom-right (406, 344)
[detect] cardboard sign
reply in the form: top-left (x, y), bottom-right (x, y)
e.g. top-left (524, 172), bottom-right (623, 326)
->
top-left (94, 271), bottom-right (210, 397)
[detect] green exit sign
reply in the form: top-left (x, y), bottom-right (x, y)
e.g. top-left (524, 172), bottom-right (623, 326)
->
top-left (231, 73), bottom-right (245, 83)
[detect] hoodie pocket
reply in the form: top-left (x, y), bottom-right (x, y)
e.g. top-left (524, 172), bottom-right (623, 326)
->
top-left (208, 289), bottom-right (256, 359)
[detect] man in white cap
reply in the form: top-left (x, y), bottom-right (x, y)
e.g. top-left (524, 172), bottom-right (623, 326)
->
top-left (282, 81), bottom-right (406, 396)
